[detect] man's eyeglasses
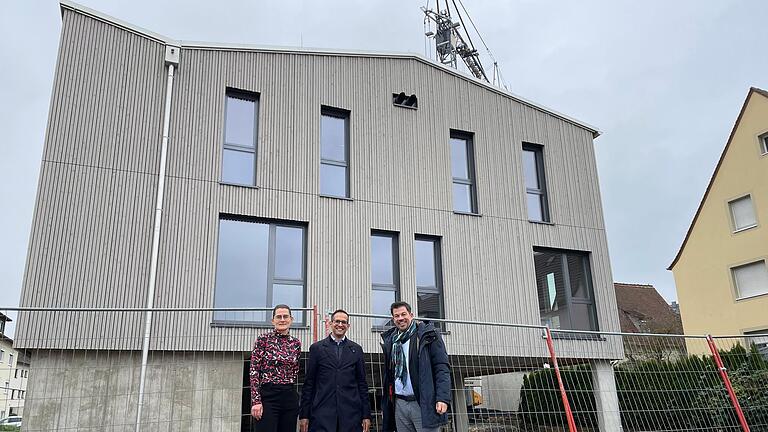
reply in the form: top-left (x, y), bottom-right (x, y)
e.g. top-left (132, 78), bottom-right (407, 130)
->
top-left (274, 314), bottom-right (292, 320)
top-left (332, 319), bottom-right (349, 325)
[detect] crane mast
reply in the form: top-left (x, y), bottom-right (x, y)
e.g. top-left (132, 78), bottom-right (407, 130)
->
top-left (422, 6), bottom-right (488, 82)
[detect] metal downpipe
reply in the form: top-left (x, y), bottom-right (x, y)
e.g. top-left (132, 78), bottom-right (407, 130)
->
top-left (135, 48), bottom-right (177, 432)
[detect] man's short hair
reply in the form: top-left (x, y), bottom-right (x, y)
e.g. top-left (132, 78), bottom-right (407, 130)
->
top-left (331, 309), bottom-right (349, 321)
top-left (390, 301), bottom-right (412, 314)
top-left (272, 304), bottom-right (292, 317)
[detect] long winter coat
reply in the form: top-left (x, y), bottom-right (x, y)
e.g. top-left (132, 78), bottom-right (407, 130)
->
top-left (380, 322), bottom-right (451, 431)
top-left (299, 336), bottom-right (371, 432)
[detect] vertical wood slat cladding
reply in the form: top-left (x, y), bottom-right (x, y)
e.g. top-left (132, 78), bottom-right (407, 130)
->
top-left (18, 7), bottom-right (620, 358)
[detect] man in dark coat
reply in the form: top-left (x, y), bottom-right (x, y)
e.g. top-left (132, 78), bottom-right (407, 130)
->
top-left (300, 309), bottom-right (371, 432)
top-left (380, 301), bottom-right (451, 432)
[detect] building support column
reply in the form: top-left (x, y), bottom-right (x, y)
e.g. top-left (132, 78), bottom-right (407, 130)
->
top-left (450, 370), bottom-right (470, 432)
top-left (591, 360), bottom-right (623, 432)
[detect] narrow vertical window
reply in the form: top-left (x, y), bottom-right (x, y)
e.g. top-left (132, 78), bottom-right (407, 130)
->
top-left (222, 89), bottom-right (259, 186)
top-left (371, 231), bottom-right (400, 327)
top-left (522, 144), bottom-right (550, 222)
top-left (320, 107), bottom-right (349, 198)
top-left (450, 131), bottom-right (478, 213)
top-left (213, 217), bottom-right (306, 324)
top-left (414, 236), bottom-right (444, 327)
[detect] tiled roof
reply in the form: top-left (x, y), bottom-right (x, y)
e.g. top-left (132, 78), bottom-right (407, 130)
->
top-left (614, 283), bottom-right (683, 334)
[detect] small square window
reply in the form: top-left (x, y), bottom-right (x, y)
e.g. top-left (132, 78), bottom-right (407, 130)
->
top-left (760, 133), bottom-right (768, 155)
top-left (728, 195), bottom-right (757, 232)
top-left (732, 260), bottom-right (768, 299)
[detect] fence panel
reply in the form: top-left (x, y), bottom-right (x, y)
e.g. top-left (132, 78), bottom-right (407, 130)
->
top-left (1, 307), bottom-right (767, 432)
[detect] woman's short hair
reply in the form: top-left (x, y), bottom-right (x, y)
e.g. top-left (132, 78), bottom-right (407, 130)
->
top-left (272, 304), bottom-right (292, 317)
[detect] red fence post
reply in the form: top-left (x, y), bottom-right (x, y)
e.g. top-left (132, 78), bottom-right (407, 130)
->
top-left (312, 305), bottom-right (318, 343)
top-left (544, 327), bottom-right (578, 432)
top-left (706, 335), bottom-right (750, 432)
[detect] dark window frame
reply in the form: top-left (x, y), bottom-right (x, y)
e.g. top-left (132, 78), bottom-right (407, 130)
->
top-left (212, 215), bottom-right (308, 326)
top-left (415, 235), bottom-right (445, 327)
top-left (450, 130), bottom-right (479, 214)
top-left (523, 143), bottom-right (550, 222)
top-left (221, 88), bottom-right (260, 187)
top-left (320, 106), bottom-right (351, 198)
top-left (370, 230), bottom-right (401, 328)
top-left (533, 247), bottom-right (598, 331)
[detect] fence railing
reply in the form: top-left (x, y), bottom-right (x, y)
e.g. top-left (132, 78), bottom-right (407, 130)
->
top-left (0, 307), bottom-right (766, 432)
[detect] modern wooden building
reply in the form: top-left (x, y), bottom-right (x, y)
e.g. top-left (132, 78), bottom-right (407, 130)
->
top-left (15, 1), bottom-right (622, 430)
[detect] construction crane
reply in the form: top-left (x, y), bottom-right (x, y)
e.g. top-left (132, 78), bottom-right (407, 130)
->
top-left (422, 0), bottom-right (507, 89)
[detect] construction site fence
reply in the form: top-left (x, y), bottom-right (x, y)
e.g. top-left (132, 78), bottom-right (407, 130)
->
top-left (0, 306), bottom-right (766, 432)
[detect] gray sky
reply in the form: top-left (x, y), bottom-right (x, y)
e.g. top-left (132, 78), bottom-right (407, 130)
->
top-left (2, 0), bottom-right (768, 314)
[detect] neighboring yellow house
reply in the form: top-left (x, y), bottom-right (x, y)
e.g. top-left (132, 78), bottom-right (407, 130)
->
top-left (669, 87), bottom-right (768, 354)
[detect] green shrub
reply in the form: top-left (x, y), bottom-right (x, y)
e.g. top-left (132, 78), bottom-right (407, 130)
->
top-left (518, 343), bottom-right (768, 431)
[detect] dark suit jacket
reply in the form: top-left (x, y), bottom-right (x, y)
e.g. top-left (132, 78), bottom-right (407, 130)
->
top-left (300, 336), bottom-right (371, 432)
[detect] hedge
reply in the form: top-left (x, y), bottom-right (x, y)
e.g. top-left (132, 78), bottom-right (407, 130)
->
top-left (518, 343), bottom-right (768, 431)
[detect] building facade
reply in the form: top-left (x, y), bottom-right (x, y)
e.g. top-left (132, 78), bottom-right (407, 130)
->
top-left (0, 314), bottom-right (29, 420)
top-left (670, 88), bottom-right (768, 353)
top-left (16, 1), bottom-right (621, 430)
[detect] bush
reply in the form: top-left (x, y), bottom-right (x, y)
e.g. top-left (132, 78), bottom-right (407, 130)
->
top-left (518, 343), bottom-right (768, 431)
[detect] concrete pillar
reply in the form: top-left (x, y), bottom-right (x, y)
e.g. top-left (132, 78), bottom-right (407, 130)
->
top-left (591, 360), bottom-right (623, 432)
top-left (450, 371), bottom-right (470, 432)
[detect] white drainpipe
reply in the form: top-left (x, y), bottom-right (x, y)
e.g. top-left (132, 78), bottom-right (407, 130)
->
top-left (135, 45), bottom-right (179, 432)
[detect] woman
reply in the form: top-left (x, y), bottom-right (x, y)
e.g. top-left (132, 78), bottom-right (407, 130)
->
top-left (250, 304), bottom-right (302, 432)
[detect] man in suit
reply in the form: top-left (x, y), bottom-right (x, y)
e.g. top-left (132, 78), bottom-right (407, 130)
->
top-left (380, 301), bottom-right (451, 432)
top-left (299, 309), bottom-right (371, 432)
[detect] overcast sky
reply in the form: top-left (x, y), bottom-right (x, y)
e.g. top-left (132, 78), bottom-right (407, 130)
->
top-left (2, 0), bottom-right (768, 314)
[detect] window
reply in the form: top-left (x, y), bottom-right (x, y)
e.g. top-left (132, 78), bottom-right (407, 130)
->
top-left (522, 144), bottom-right (550, 222)
top-left (14, 369), bottom-right (18, 379)
top-left (320, 107), bottom-right (350, 198)
top-left (222, 89), bottom-right (259, 186)
top-left (729, 195), bottom-right (757, 232)
top-left (371, 232), bottom-right (400, 327)
top-left (745, 329), bottom-right (768, 360)
top-left (450, 131), bottom-right (478, 213)
top-left (0, 350), bottom-right (3, 362)
top-left (3, 382), bottom-right (7, 394)
top-left (534, 248), bottom-right (598, 331)
top-left (415, 236), bottom-right (444, 327)
top-left (213, 217), bottom-right (306, 324)
top-left (759, 132), bottom-right (768, 155)
top-left (8, 354), bottom-right (12, 366)
top-left (732, 260), bottom-right (768, 299)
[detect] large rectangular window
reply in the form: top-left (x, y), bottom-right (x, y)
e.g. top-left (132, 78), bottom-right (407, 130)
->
top-left (415, 236), bottom-right (444, 326)
top-left (222, 89), bottom-right (259, 186)
top-left (371, 232), bottom-right (400, 327)
top-left (320, 107), bottom-right (350, 198)
top-left (450, 131), bottom-right (478, 213)
top-left (522, 144), bottom-right (550, 222)
top-left (213, 217), bottom-right (306, 324)
top-left (534, 248), bottom-right (597, 331)
top-left (729, 195), bottom-right (758, 232)
top-left (732, 260), bottom-right (768, 300)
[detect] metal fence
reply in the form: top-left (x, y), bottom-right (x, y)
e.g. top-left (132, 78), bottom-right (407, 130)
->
top-left (0, 307), bottom-right (766, 432)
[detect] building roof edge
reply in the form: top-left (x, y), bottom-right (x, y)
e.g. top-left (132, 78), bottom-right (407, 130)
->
top-left (59, 1), bottom-right (600, 137)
